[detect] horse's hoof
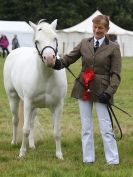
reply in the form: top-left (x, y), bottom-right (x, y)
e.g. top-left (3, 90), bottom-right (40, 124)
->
top-left (19, 153), bottom-right (25, 158)
top-left (19, 149), bottom-right (26, 157)
top-left (17, 155), bottom-right (25, 160)
top-left (29, 145), bottom-right (36, 149)
top-left (56, 152), bottom-right (64, 160)
top-left (11, 140), bottom-right (17, 145)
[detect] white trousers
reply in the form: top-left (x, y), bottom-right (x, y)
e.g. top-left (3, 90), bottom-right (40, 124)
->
top-left (78, 99), bottom-right (119, 164)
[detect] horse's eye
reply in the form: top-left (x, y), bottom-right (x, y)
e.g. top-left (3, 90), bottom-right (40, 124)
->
top-left (38, 28), bottom-right (42, 31)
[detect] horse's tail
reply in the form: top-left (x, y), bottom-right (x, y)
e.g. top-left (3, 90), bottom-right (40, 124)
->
top-left (18, 100), bottom-right (45, 143)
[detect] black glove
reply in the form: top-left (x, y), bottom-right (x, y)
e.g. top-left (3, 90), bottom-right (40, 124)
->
top-left (52, 59), bottom-right (62, 70)
top-left (99, 92), bottom-right (111, 104)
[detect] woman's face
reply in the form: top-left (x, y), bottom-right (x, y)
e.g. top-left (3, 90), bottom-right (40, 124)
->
top-left (93, 20), bottom-right (109, 40)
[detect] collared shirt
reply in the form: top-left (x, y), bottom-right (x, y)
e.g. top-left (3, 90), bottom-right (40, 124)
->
top-left (94, 36), bottom-right (105, 47)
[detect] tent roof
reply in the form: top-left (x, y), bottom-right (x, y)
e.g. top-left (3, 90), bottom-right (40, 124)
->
top-left (62, 10), bottom-right (133, 35)
top-left (0, 21), bottom-right (33, 33)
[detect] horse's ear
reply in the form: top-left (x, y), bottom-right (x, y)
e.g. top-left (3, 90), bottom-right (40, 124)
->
top-left (29, 21), bottom-right (37, 31)
top-left (51, 19), bottom-right (57, 30)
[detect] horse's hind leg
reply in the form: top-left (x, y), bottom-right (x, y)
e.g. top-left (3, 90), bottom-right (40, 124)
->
top-left (8, 93), bottom-right (20, 145)
top-left (28, 108), bottom-right (37, 149)
top-left (52, 103), bottom-right (63, 160)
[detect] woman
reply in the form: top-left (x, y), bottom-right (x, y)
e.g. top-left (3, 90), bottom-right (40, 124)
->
top-left (0, 35), bottom-right (10, 58)
top-left (53, 15), bottom-right (121, 165)
top-left (12, 34), bottom-right (20, 50)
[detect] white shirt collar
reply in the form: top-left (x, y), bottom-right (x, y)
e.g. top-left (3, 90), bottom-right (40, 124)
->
top-left (94, 36), bottom-right (105, 46)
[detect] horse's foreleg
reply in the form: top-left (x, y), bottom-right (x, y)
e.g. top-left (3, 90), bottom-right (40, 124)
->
top-left (9, 94), bottom-right (20, 145)
top-left (28, 108), bottom-right (37, 149)
top-left (52, 103), bottom-right (63, 160)
top-left (19, 99), bottom-right (33, 157)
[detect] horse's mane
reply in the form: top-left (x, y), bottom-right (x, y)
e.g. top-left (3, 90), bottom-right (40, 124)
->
top-left (38, 19), bottom-right (47, 24)
top-left (36, 19), bottom-right (57, 38)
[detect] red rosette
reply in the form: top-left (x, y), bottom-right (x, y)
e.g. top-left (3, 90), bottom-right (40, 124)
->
top-left (82, 69), bottom-right (95, 100)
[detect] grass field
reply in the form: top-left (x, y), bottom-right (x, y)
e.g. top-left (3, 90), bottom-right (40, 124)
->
top-left (0, 56), bottom-right (133, 177)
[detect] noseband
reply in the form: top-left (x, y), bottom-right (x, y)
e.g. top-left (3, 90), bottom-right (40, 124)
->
top-left (35, 38), bottom-right (58, 61)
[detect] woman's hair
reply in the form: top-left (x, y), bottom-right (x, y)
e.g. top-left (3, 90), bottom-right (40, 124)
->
top-left (92, 15), bottom-right (109, 28)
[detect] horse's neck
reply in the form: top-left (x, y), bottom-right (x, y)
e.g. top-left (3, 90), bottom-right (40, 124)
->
top-left (37, 58), bottom-right (54, 78)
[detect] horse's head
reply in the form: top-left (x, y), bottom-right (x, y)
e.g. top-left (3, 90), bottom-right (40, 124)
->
top-left (29, 19), bottom-right (58, 67)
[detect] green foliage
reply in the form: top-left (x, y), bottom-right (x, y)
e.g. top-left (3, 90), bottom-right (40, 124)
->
top-left (0, 0), bottom-right (133, 30)
top-left (0, 57), bottom-right (133, 176)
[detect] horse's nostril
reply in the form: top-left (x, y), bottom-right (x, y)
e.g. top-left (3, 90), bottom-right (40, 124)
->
top-left (53, 55), bottom-right (55, 58)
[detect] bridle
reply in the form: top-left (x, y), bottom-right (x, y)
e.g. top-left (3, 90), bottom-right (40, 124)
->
top-left (35, 38), bottom-right (58, 62)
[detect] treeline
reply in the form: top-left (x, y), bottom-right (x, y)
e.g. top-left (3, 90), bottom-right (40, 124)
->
top-left (0, 0), bottom-right (133, 30)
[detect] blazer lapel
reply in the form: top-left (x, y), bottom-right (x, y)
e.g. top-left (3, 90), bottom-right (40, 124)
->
top-left (87, 38), bottom-right (94, 54)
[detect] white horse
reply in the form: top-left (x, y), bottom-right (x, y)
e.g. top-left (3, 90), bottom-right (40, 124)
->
top-left (3, 19), bottom-right (67, 159)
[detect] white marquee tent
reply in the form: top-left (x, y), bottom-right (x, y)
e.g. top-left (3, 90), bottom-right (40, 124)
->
top-left (0, 21), bottom-right (34, 51)
top-left (57, 10), bottom-right (133, 57)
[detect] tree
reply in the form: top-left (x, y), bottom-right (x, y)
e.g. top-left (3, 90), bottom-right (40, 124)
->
top-left (0, 0), bottom-right (132, 30)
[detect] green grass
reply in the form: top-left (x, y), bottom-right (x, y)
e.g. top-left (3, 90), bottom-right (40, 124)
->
top-left (0, 57), bottom-right (133, 177)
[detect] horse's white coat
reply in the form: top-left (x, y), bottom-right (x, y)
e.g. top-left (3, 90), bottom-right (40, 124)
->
top-left (3, 20), bottom-right (67, 159)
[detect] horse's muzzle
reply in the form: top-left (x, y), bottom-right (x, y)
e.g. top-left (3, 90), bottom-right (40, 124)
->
top-left (42, 54), bottom-right (56, 67)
